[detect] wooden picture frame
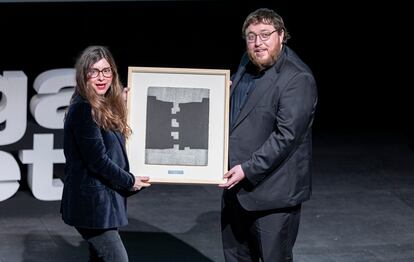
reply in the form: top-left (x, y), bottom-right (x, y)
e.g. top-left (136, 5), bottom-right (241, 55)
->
top-left (126, 67), bottom-right (230, 184)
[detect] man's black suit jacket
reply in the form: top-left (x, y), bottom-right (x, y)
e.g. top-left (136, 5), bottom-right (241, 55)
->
top-left (227, 46), bottom-right (318, 211)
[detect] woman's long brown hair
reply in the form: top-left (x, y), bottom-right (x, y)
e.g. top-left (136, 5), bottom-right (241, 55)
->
top-left (73, 45), bottom-right (131, 138)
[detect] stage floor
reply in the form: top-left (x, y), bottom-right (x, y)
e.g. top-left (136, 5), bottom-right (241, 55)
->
top-left (1, 131), bottom-right (414, 262)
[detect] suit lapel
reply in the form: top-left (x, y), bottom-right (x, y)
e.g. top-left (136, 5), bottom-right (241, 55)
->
top-left (230, 67), bottom-right (246, 97)
top-left (231, 70), bottom-right (277, 132)
top-left (229, 53), bottom-right (248, 133)
top-left (114, 131), bottom-right (130, 171)
top-left (230, 46), bottom-right (286, 133)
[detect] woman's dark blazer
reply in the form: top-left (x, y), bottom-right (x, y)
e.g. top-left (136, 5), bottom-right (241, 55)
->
top-left (227, 46), bottom-right (318, 211)
top-left (60, 95), bottom-right (135, 229)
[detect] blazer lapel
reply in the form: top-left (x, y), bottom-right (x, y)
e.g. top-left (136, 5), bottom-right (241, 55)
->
top-left (230, 68), bottom-right (246, 97)
top-left (230, 46), bottom-right (288, 133)
top-left (231, 70), bottom-right (277, 132)
top-left (230, 53), bottom-right (249, 97)
top-left (114, 131), bottom-right (130, 171)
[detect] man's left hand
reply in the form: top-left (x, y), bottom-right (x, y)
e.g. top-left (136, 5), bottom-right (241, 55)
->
top-left (219, 164), bottom-right (245, 189)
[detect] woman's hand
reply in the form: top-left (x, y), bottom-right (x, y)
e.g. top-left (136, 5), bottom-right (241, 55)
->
top-left (123, 87), bottom-right (130, 103)
top-left (132, 176), bottom-right (151, 191)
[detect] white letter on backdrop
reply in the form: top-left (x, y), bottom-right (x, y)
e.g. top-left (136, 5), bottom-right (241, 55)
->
top-left (19, 134), bottom-right (65, 201)
top-left (30, 69), bottom-right (75, 129)
top-left (0, 71), bottom-right (27, 145)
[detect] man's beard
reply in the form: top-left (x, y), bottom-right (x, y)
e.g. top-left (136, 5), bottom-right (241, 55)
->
top-left (248, 45), bottom-right (281, 71)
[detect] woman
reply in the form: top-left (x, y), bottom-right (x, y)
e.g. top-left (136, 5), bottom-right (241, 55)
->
top-left (61, 45), bottom-right (150, 261)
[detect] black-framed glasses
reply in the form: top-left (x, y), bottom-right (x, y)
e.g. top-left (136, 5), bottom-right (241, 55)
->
top-left (245, 30), bottom-right (277, 43)
top-left (88, 67), bottom-right (113, 78)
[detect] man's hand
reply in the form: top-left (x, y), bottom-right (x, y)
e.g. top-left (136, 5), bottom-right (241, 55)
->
top-left (219, 164), bottom-right (245, 189)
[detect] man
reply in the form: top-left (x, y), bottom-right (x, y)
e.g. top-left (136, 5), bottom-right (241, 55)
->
top-left (219, 8), bottom-right (318, 262)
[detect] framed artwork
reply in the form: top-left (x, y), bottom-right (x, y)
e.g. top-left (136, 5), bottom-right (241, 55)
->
top-left (126, 67), bottom-right (230, 184)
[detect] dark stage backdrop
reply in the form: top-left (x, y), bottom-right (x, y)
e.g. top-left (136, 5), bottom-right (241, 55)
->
top-left (1, 1), bottom-right (410, 133)
top-left (0, 1), bottom-right (411, 193)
